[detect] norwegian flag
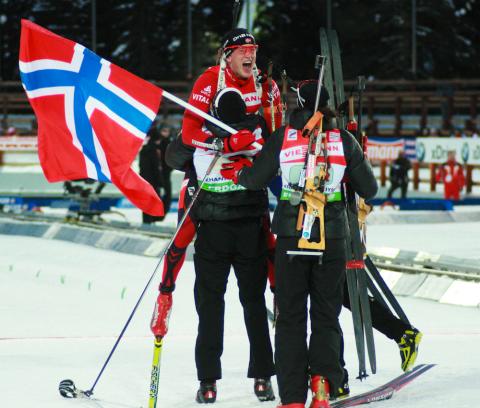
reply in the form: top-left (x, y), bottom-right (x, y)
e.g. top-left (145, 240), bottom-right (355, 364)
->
top-left (19, 19), bottom-right (164, 216)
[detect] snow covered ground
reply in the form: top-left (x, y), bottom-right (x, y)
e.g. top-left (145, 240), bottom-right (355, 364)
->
top-left (1, 230), bottom-right (479, 408)
top-left (96, 207), bottom-right (480, 260)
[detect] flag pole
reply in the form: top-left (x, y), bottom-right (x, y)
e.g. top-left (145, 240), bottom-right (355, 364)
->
top-left (162, 90), bottom-right (237, 135)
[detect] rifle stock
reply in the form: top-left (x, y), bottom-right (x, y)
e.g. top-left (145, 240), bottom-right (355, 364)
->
top-left (297, 191), bottom-right (327, 250)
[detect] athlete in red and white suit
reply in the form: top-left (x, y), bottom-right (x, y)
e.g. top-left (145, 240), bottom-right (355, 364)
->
top-left (151, 29), bottom-right (281, 357)
top-left (435, 151), bottom-right (465, 200)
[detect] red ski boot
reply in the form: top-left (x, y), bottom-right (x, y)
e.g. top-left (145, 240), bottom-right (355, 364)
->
top-left (309, 376), bottom-right (330, 408)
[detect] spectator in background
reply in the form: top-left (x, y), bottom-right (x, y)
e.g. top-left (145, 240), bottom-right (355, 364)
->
top-left (387, 150), bottom-right (411, 199)
top-left (451, 129), bottom-right (465, 138)
top-left (6, 126), bottom-right (17, 136)
top-left (157, 125), bottom-right (174, 215)
top-left (464, 119), bottom-right (479, 138)
top-left (139, 124), bottom-right (173, 223)
top-left (416, 127), bottom-right (430, 137)
top-left (435, 150), bottom-right (465, 201)
top-left (467, 130), bottom-right (479, 139)
top-left (31, 118), bottom-right (38, 135)
top-left (365, 119), bottom-right (380, 137)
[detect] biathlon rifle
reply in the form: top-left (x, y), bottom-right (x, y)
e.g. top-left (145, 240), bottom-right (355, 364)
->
top-left (293, 55), bottom-right (328, 251)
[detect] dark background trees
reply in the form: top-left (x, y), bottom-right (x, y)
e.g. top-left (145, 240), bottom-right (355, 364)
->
top-left (1, 0), bottom-right (479, 81)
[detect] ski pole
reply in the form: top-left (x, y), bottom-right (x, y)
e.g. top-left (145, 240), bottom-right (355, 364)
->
top-left (59, 150), bottom-right (222, 400)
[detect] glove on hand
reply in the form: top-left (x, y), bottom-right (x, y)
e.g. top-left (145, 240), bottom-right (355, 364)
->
top-left (150, 292), bottom-right (173, 338)
top-left (220, 157), bottom-right (253, 184)
top-left (223, 129), bottom-right (258, 153)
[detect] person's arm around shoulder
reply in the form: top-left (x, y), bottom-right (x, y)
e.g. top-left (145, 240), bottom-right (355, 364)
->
top-left (235, 126), bottom-right (284, 190)
top-left (342, 129), bottom-right (378, 200)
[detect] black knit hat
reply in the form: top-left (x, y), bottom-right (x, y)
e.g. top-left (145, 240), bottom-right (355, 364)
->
top-left (211, 87), bottom-right (247, 124)
top-left (222, 28), bottom-right (256, 58)
top-left (296, 80), bottom-right (329, 111)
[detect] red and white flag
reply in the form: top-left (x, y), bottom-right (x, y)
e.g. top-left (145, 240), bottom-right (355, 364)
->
top-left (19, 19), bottom-right (164, 215)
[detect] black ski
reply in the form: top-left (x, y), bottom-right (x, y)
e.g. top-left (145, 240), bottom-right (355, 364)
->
top-left (356, 265), bottom-right (376, 374)
top-left (321, 26), bottom-right (366, 379)
top-left (331, 364), bottom-right (436, 408)
top-left (345, 265), bottom-right (367, 378)
top-left (325, 27), bottom-right (376, 378)
top-left (330, 32), bottom-right (376, 375)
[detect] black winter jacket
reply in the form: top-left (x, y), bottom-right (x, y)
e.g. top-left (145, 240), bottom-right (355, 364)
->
top-left (238, 108), bottom-right (378, 239)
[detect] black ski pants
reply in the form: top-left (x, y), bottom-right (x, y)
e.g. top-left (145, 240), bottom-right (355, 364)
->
top-left (387, 178), bottom-right (408, 199)
top-left (274, 237), bottom-right (346, 405)
top-left (193, 217), bottom-right (275, 381)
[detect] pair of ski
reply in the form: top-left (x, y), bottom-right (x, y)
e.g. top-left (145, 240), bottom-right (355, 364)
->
top-left (320, 28), bottom-right (411, 380)
top-left (331, 363), bottom-right (436, 408)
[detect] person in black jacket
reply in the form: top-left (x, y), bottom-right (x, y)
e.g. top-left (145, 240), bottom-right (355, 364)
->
top-left (139, 125), bottom-right (163, 224)
top-left (193, 88), bottom-right (276, 403)
top-left (157, 125), bottom-right (174, 214)
top-left (387, 150), bottom-right (411, 199)
top-left (153, 88), bottom-right (276, 404)
top-left (221, 81), bottom-right (378, 408)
